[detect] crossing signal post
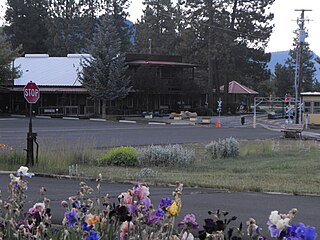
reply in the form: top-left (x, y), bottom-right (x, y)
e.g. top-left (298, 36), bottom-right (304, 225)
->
top-left (23, 81), bottom-right (40, 166)
top-left (216, 98), bottom-right (222, 128)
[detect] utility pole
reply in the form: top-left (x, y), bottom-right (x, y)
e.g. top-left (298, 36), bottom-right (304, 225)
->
top-left (294, 9), bottom-right (311, 124)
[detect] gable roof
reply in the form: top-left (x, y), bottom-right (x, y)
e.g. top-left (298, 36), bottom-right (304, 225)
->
top-left (13, 54), bottom-right (91, 87)
top-left (220, 81), bottom-right (258, 95)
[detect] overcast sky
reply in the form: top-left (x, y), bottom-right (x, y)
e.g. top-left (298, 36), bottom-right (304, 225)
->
top-left (0, 0), bottom-right (319, 55)
top-left (128, 0), bottom-right (320, 55)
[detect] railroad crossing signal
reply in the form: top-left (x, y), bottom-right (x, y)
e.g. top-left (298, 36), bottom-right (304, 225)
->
top-left (217, 98), bottom-right (222, 113)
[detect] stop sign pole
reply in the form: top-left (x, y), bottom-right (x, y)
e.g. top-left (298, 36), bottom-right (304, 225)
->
top-left (23, 81), bottom-right (40, 167)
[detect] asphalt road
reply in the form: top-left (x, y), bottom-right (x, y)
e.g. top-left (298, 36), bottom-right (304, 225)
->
top-left (0, 117), bottom-right (282, 149)
top-left (0, 173), bottom-right (319, 236)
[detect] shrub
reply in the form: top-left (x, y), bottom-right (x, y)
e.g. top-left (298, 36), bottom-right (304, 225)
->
top-left (136, 168), bottom-right (160, 179)
top-left (206, 137), bottom-right (240, 159)
top-left (97, 146), bottom-right (138, 167)
top-left (137, 144), bottom-right (195, 167)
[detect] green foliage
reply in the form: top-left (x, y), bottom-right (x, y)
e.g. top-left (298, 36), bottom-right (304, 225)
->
top-left (135, 0), bottom-right (179, 54)
top-left (0, 29), bottom-right (21, 86)
top-left (78, 14), bottom-right (131, 117)
top-left (137, 144), bottom-right (195, 167)
top-left (206, 137), bottom-right (240, 159)
top-left (5, 0), bottom-right (49, 53)
top-left (97, 146), bottom-right (138, 167)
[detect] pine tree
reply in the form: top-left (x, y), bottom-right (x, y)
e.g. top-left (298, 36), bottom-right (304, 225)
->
top-left (46, 0), bottom-right (84, 56)
top-left (104, 0), bottom-right (133, 53)
top-left (134, 0), bottom-right (178, 54)
top-left (5, 0), bottom-right (49, 53)
top-left (273, 63), bottom-right (294, 97)
top-left (286, 32), bottom-right (317, 93)
top-left (78, 14), bottom-right (131, 118)
top-left (180, 0), bottom-right (275, 111)
top-left (0, 29), bottom-right (21, 86)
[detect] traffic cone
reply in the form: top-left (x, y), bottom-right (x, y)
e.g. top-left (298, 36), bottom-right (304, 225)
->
top-left (216, 119), bottom-right (221, 128)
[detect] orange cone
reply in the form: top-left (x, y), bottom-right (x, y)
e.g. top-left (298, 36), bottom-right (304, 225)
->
top-left (216, 119), bottom-right (221, 128)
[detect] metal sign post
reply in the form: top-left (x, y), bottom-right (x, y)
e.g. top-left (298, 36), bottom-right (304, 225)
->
top-left (23, 81), bottom-right (40, 166)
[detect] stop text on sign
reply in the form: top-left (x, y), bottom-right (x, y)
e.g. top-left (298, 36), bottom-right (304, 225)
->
top-left (24, 89), bottom-right (39, 97)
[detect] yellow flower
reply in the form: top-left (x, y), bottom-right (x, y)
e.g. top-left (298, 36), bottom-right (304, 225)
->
top-left (166, 201), bottom-right (179, 216)
top-left (86, 213), bottom-right (100, 226)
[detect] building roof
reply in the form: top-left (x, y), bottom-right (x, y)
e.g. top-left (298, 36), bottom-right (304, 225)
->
top-left (13, 54), bottom-right (91, 87)
top-left (301, 92), bottom-right (320, 96)
top-left (220, 81), bottom-right (258, 95)
top-left (127, 60), bottom-right (197, 68)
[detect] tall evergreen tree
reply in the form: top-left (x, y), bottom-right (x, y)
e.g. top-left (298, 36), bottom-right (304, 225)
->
top-left (273, 63), bottom-right (294, 97)
top-left (5, 0), bottom-right (49, 53)
top-left (180, 0), bottom-right (275, 111)
top-left (0, 29), bottom-right (21, 86)
top-left (104, 0), bottom-right (133, 53)
top-left (134, 0), bottom-right (178, 54)
top-left (46, 0), bottom-right (84, 56)
top-left (285, 31), bottom-right (317, 93)
top-left (78, 14), bottom-right (131, 118)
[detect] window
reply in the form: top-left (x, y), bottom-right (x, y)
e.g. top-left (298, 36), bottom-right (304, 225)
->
top-left (313, 101), bottom-right (320, 113)
top-left (304, 101), bottom-right (311, 113)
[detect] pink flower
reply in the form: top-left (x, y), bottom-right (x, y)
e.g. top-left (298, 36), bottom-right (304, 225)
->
top-left (120, 221), bottom-right (134, 240)
top-left (124, 191), bottom-right (133, 205)
top-left (134, 184), bottom-right (149, 200)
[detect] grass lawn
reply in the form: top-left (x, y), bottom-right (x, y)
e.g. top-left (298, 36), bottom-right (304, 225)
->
top-left (1, 139), bottom-right (320, 195)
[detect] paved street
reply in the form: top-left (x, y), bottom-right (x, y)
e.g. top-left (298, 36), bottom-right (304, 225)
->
top-left (0, 116), bottom-right (282, 149)
top-left (0, 173), bottom-right (319, 236)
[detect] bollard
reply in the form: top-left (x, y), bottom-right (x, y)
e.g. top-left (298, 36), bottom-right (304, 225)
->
top-left (241, 116), bottom-right (245, 125)
top-left (216, 119), bottom-right (221, 128)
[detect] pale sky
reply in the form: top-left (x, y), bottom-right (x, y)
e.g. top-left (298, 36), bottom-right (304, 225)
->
top-left (0, 0), bottom-right (319, 55)
top-left (128, 0), bottom-right (320, 55)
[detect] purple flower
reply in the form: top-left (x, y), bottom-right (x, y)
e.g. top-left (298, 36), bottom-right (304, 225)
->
top-left (127, 204), bottom-right (138, 214)
top-left (159, 198), bottom-right (172, 209)
top-left (148, 214), bottom-right (161, 223)
top-left (12, 182), bottom-right (19, 189)
top-left (82, 222), bottom-right (93, 231)
top-left (142, 197), bottom-right (151, 209)
top-left (287, 223), bottom-right (317, 240)
top-left (155, 208), bottom-right (165, 217)
top-left (84, 230), bottom-right (99, 240)
top-left (178, 213), bottom-right (199, 229)
top-left (65, 209), bottom-right (79, 227)
top-left (268, 223), bottom-right (282, 238)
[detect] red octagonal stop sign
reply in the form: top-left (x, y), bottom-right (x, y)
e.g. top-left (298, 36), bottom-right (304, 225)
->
top-left (24, 82), bottom-right (40, 104)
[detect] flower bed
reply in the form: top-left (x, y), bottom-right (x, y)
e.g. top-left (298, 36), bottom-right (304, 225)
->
top-left (0, 167), bottom-right (317, 239)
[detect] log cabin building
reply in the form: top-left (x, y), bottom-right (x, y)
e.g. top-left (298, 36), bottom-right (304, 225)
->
top-left (3, 53), bottom-right (206, 117)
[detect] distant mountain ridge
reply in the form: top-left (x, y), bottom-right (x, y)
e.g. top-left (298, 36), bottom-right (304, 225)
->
top-left (268, 50), bottom-right (320, 82)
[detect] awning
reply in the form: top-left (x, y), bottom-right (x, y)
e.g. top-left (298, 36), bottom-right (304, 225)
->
top-left (10, 86), bottom-right (88, 93)
top-left (220, 81), bottom-right (258, 95)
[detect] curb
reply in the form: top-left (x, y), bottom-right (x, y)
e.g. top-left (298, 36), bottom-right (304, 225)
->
top-left (1, 171), bottom-right (319, 198)
top-left (36, 116), bottom-right (52, 119)
top-left (11, 114), bottom-right (26, 118)
top-left (119, 120), bottom-right (137, 124)
top-left (62, 117), bottom-right (79, 120)
top-left (148, 122), bottom-right (167, 125)
top-left (89, 118), bottom-right (107, 122)
top-left (170, 122), bottom-right (193, 126)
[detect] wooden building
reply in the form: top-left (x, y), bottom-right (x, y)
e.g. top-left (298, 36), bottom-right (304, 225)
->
top-left (301, 92), bottom-right (320, 126)
top-left (6, 53), bottom-right (205, 117)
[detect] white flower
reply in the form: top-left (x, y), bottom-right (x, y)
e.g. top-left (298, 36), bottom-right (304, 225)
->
top-left (269, 210), bottom-right (281, 224)
top-left (17, 166), bottom-right (35, 178)
top-left (33, 202), bottom-right (45, 210)
top-left (276, 218), bottom-right (290, 229)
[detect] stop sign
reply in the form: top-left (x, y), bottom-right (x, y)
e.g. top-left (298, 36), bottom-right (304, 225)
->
top-left (24, 82), bottom-right (40, 104)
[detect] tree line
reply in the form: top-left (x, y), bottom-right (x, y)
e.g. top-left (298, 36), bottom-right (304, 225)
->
top-left (1, 0), bottom-right (319, 113)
